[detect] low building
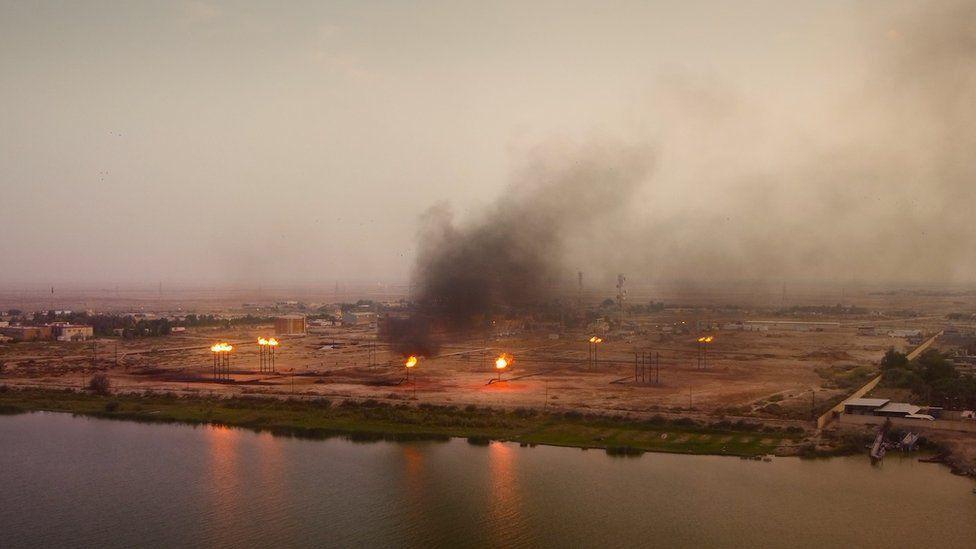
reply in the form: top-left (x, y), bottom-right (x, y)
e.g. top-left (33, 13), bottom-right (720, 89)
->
top-left (274, 315), bottom-right (307, 335)
top-left (0, 326), bottom-right (53, 341)
top-left (745, 320), bottom-right (840, 332)
top-left (888, 329), bottom-right (922, 338)
top-left (856, 326), bottom-right (877, 336)
top-left (874, 402), bottom-right (922, 418)
top-left (51, 324), bottom-right (93, 342)
top-left (342, 311), bottom-right (376, 326)
top-left (843, 398), bottom-right (890, 415)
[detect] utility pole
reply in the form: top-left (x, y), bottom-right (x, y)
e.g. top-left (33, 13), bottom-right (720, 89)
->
top-left (656, 352), bottom-right (660, 385)
top-left (577, 271), bottom-right (583, 311)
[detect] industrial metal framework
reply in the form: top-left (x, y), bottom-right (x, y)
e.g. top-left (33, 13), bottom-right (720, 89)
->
top-left (587, 336), bottom-right (603, 368)
top-left (258, 338), bottom-right (278, 373)
top-left (210, 343), bottom-right (233, 381)
top-left (696, 336), bottom-right (713, 369)
top-left (634, 350), bottom-right (661, 385)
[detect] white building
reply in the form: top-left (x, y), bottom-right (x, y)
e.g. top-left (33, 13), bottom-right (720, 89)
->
top-left (342, 311), bottom-right (376, 326)
top-left (52, 324), bottom-right (94, 341)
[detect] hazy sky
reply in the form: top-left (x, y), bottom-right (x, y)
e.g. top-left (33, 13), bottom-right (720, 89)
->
top-left (2, 1), bottom-right (972, 288)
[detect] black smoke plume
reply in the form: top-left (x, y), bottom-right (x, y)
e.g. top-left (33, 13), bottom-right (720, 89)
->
top-left (385, 141), bottom-right (653, 357)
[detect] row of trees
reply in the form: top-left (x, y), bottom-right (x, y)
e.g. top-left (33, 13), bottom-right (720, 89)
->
top-left (21, 311), bottom-right (273, 338)
top-left (881, 348), bottom-right (976, 409)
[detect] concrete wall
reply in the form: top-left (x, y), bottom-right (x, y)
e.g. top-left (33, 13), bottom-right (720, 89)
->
top-left (906, 331), bottom-right (942, 361)
top-left (817, 374), bottom-right (883, 430)
top-left (837, 413), bottom-right (976, 434)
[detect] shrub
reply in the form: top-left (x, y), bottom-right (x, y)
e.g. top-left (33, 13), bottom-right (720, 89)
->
top-left (104, 401), bottom-right (120, 412)
top-left (513, 407), bottom-right (536, 419)
top-left (88, 374), bottom-right (111, 396)
top-left (646, 414), bottom-right (667, 426)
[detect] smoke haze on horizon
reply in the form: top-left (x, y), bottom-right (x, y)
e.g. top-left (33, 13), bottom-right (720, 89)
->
top-left (1, 1), bottom-right (974, 289)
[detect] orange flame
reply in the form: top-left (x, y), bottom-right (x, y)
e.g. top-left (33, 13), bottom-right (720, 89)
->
top-left (258, 337), bottom-right (268, 346)
top-left (268, 338), bottom-right (279, 346)
top-left (210, 342), bottom-right (233, 353)
top-left (495, 353), bottom-right (512, 370)
top-left (405, 355), bottom-right (418, 368)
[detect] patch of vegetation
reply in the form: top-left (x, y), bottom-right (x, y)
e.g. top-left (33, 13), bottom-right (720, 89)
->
top-left (881, 348), bottom-right (976, 409)
top-left (87, 374), bottom-right (111, 396)
top-left (816, 363), bottom-right (876, 389)
top-left (0, 389), bottom-right (804, 457)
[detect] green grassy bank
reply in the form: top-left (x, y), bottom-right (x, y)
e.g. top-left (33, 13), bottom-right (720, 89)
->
top-left (0, 388), bottom-right (803, 457)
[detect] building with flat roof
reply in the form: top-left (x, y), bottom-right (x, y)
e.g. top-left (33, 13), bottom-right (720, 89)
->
top-left (274, 315), bottom-right (306, 335)
top-left (0, 326), bottom-right (54, 342)
top-left (51, 324), bottom-right (93, 341)
top-left (844, 398), bottom-right (890, 415)
top-left (874, 402), bottom-right (922, 417)
top-left (745, 320), bottom-right (840, 332)
top-left (342, 311), bottom-right (376, 326)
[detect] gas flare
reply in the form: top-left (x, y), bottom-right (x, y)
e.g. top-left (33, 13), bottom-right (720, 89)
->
top-left (405, 355), bottom-right (418, 368)
top-left (268, 338), bottom-right (279, 346)
top-left (210, 342), bottom-right (233, 353)
top-left (495, 353), bottom-right (512, 370)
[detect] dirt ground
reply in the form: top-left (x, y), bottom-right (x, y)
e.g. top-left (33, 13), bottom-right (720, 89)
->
top-left (5, 283), bottom-right (975, 423)
top-left (0, 311), bottom-right (913, 423)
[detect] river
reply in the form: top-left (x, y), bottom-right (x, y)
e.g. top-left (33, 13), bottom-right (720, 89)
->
top-left (1, 412), bottom-right (973, 548)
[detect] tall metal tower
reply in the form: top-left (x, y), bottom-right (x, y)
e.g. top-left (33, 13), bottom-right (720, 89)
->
top-left (577, 271), bottom-right (583, 310)
top-left (616, 274), bottom-right (627, 317)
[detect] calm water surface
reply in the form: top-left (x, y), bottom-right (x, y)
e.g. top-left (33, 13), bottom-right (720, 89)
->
top-left (1, 412), bottom-right (974, 548)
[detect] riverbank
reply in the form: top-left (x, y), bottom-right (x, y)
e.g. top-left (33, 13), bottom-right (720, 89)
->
top-left (0, 388), bottom-right (811, 457)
